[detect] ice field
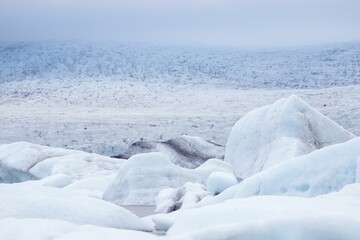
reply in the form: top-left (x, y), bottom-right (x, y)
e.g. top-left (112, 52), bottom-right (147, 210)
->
top-left (1, 41), bottom-right (360, 239)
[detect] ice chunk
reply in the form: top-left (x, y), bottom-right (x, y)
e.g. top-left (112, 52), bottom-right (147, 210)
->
top-left (114, 135), bottom-right (225, 168)
top-left (206, 171), bottom-right (238, 195)
top-left (204, 137), bottom-right (360, 205)
top-left (225, 95), bottom-right (355, 178)
top-left (155, 182), bottom-right (210, 213)
top-left (39, 174), bottom-right (73, 188)
top-left (0, 142), bottom-right (124, 183)
top-left (0, 182), bottom-right (152, 231)
top-left (168, 184), bottom-right (360, 237)
top-left (103, 153), bottom-right (233, 205)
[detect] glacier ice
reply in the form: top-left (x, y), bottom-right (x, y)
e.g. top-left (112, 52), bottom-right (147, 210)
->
top-left (225, 95), bottom-right (355, 178)
top-left (206, 171), bottom-right (238, 195)
top-left (155, 182), bottom-right (210, 213)
top-left (114, 135), bottom-right (225, 169)
top-left (204, 137), bottom-right (360, 205)
top-left (167, 183), bottom-right (360, 237)
top-left (0, 142), bottom-right (124, 183)
top-left (0, 182), bottom-right (153, 231)
top-left (103, 153), bottom-right (234, 205)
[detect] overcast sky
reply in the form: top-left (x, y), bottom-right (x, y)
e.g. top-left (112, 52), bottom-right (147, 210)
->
top-left (0, 0), bottom-right (359, 47)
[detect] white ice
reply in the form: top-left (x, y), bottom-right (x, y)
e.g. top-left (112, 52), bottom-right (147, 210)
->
top-left (0, 181), bottom-right (153, 231)
top-left (225, 95), bottom-right (355, 178)
top-left (103, 153), bottom-right (233, 205)
top-left (0, 218), bottom-right (160, 240)
top-left (206, 171), bottom-right (238, 195)
top-left (155, 182), bottom-right (210, 213)
top-left (0, 141), bottom-right (124, 183)
top-left (202, 137), bottom-right (360, 206)
top-left (165, 183), bottom-right (360, 238)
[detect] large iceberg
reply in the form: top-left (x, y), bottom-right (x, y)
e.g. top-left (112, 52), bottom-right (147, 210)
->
top-left (103, 152), bottom-right (234, 205)
top-left (225, 95), bottom-right (355, 178)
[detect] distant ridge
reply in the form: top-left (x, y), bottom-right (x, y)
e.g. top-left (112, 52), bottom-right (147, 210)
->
top-left (1, 41), bottom-right (359, 88)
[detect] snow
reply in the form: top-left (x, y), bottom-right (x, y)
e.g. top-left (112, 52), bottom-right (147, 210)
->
top-left (171, 216), bottom-right (360, 240)
top-left (0, 142), bottom-right (124, 183)
top-left (225, 95), bottom-right (355, 178)
top-left (64, 175), bottom-right (117, 198)
top-left (103, 153), bottom-right (234, 205)
top-left (0, 182), bottom-right (153, 231)
top-left (115, 135), bottom-right (225, 169)
top-left (206, 171), bottom-right (238, 195)
top-left (155, 183), bottom-right (210, 213)
top-left (0, 218), bottom-right (160, 240)
top-left (202, 137), bottom-right (360, 205)
top-left (39, 174), bottom-right (73, 188)
top-left (166, 183), bottom-right (360, 237)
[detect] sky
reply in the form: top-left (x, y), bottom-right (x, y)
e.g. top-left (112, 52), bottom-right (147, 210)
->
top-left (0, 0), bottom-right (359, 48)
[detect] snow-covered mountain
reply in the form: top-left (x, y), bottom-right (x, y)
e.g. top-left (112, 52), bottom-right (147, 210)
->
top-left (1, 41), bottom-right (360, 88)
top-left (225, 95), bottom-right (355, 178)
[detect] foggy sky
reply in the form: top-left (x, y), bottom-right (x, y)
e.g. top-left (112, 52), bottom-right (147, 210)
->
top-left (0, 0), bottom-right (359, 47)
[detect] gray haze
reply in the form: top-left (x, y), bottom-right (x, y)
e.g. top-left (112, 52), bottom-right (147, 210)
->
top-left (0, 0), bottom-right (359, 47)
